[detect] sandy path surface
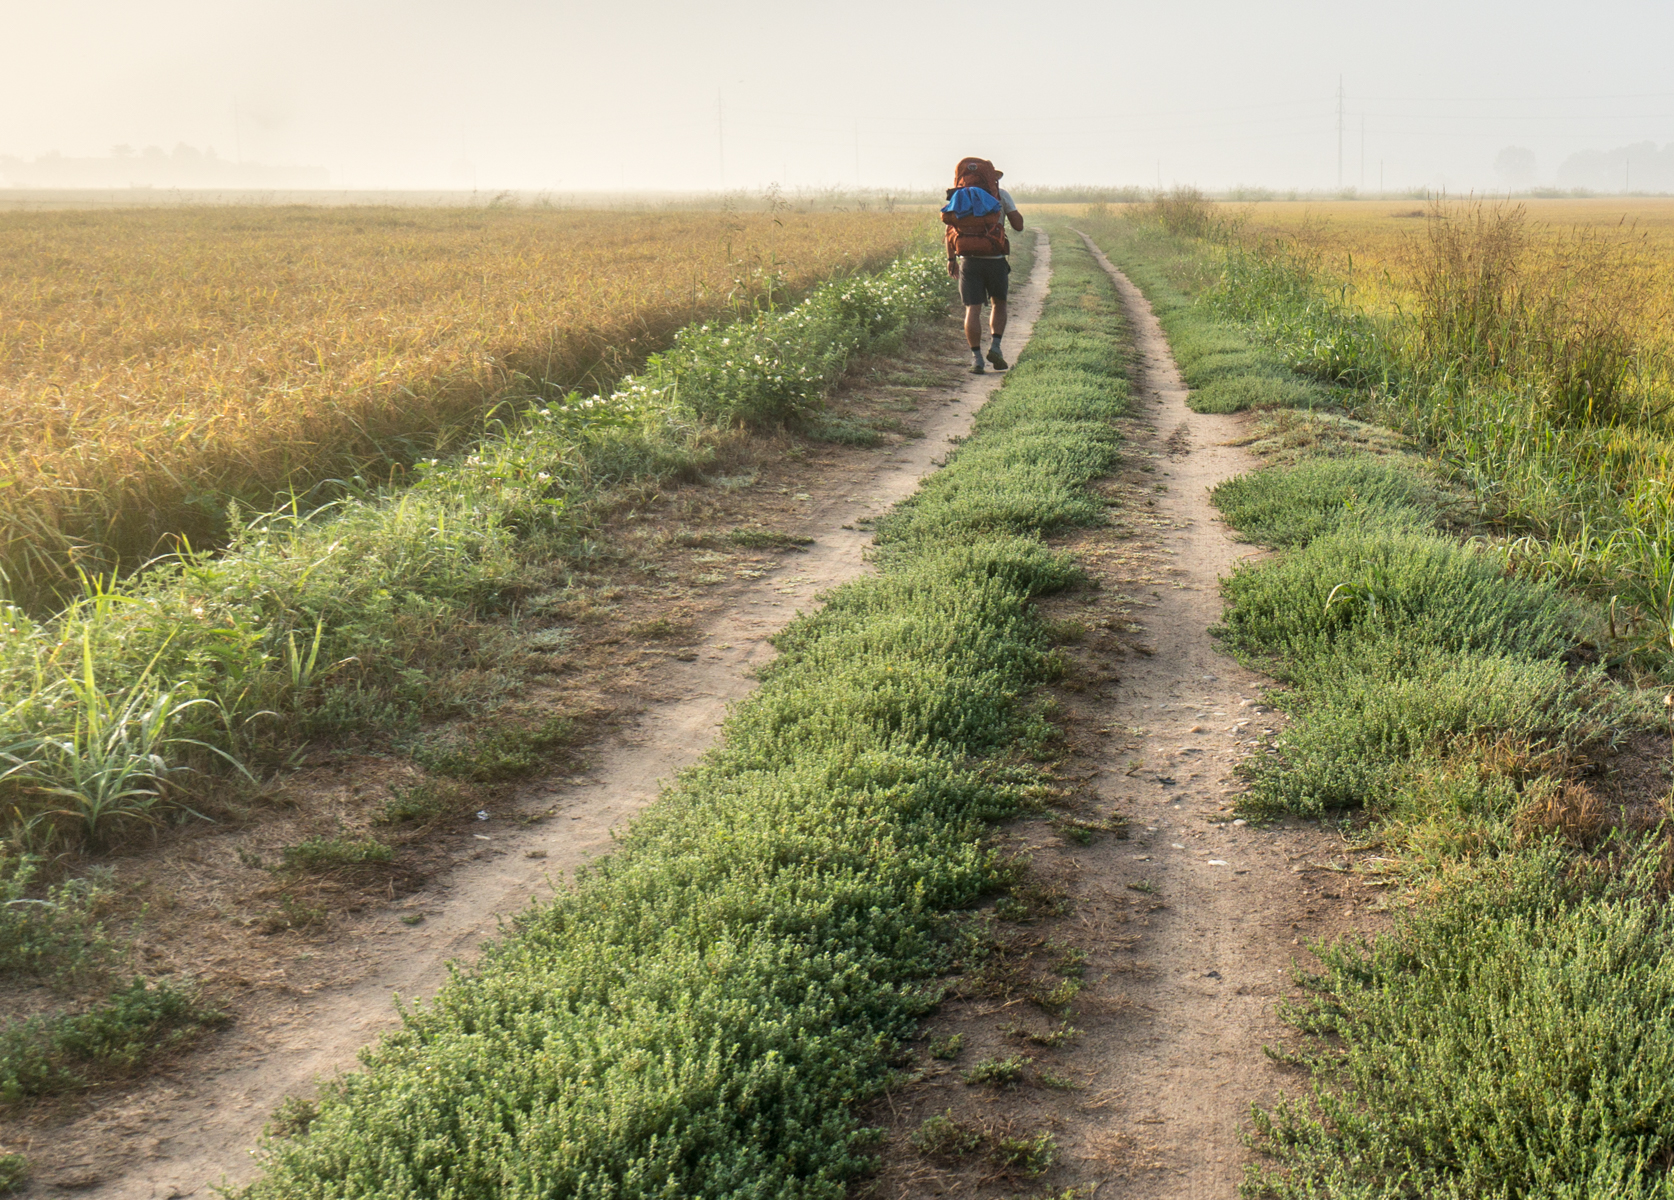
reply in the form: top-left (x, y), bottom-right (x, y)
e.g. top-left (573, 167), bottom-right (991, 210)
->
top-left (1066, 231), bottom-right (1347, 1198)
top-left (84, 235), bottom-right (1054, 1200)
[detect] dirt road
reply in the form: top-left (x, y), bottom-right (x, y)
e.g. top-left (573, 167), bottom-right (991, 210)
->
top-left (1059, 232), bottom-right (1337, 1197)
top-left (861, 232), bottom-right (1378, 1199)
top-left (80, 237), bottom-right (1054, 1200)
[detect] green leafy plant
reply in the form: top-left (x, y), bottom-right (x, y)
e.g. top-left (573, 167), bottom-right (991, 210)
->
top-left (910, 1111), bottom-right (983, 1158)
top-left (992, 1131), bottom-right (1058, 1176)
top-left (928, 1034), bottom-right (963, 1060)
top-left (963, 1054), bottom-right (1030, 1088)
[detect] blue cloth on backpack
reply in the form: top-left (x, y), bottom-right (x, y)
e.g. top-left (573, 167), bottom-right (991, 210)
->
top-left (942, 186), bottom-right (1001, 218)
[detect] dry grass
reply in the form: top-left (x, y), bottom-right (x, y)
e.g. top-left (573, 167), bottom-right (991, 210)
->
top-left (0, 205), bottom-right (925, 599)
top-left (1218, 197), bottom-right (1674, 360)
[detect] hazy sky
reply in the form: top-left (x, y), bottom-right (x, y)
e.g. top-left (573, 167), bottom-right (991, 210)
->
top-left (5, 0), bottom-right (1672, 192)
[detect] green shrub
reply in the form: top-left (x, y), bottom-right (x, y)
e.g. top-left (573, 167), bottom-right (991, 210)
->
top-left (0, 855), bottom-right (115, 983)
top-left (1250, 846), bottom-right (1674, 1199)
top-left (0, 978), bottom-right (222, 1103)
top-left (1211, 454), bottom-right (1449, 547)
top-left (415, 715), bottom-right (576, 782)
top-left (1239, 638), bottom-right (1610, 819)
top-left (1189, 374), bottom-right (1332, 414)
top-left (928, 1033), bottom-right (963, 1060)
top-left (992, 1131), bottom-right (1058, 1175)
top-left (0, 1153), bottom-right (26, 1195)
top-left (963, 1054), bottom-right (1029, 1088)
top-left (1216, 529), bottom-right (1577, 674)
top-left (911, 1111), bottom-right (983, 1158)
top-left (726, 528), bottom-right (815, 549)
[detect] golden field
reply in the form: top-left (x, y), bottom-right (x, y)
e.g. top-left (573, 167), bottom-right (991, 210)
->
top-left (1218, 197), bottom-right (1674, 344)
top-left (0, 205), bottom-right (925, 599)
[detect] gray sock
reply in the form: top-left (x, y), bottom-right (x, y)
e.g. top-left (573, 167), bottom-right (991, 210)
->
top-left (990, 336), bottom-right (1003, 352)
top-left (971, 346), bottom-right (983, 362)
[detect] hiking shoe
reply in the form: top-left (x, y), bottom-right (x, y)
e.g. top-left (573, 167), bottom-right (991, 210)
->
top-left (986, 347), bottom-right (1009, 370)
top-left (969, 362), bottom-right (986, 374)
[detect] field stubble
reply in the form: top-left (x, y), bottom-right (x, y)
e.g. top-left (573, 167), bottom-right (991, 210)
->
top-left (0, 206), bottom-right (922, 601)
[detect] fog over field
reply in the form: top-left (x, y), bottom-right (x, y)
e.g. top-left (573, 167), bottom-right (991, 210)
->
top-left (3, 0), bottom-right (1672, 194)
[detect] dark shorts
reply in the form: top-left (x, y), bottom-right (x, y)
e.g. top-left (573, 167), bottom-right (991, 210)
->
top-left (959, 257), bottom-right (1010, 306)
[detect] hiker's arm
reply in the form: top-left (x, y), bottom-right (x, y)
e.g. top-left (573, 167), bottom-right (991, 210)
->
top-left (1007, 209), bottom-right (1025, 231)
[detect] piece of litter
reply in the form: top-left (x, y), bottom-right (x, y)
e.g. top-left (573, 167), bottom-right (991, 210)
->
top-left (1207, 859), bottom-right (1228, 866)
top-left (474, 834), bottom-right (492, 841)
top-left (1171, 843), bottom-right (1185, 850)
top-left (476, 810), bottom-right (490, 821)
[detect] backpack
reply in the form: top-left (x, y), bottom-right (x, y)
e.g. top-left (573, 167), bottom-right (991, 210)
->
top-left (942, 157), bottom-right (1009, 258)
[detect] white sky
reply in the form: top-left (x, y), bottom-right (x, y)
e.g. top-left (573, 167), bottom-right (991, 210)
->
top-left (4, 0), bottom-right (1672, 192)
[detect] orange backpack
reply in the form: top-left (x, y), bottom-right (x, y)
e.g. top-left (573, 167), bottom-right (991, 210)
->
top-left (943, 157), bottom-right (1010, 258)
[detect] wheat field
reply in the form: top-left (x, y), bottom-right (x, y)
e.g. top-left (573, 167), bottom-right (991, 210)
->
top-left (1220, 197), bottom-right (1674, 344)
top-left (0, 205), bottom-right (925, 601)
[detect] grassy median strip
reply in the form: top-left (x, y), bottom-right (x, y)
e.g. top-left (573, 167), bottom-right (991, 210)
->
top-left (1084, 209), bottom-right (1674, 1199)
top-left (237, 233), bottom-right (1127, 1198)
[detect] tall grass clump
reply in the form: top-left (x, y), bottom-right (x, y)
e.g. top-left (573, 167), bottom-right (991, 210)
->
top-left (235, 231), bottom-right (1129, 1199)
top-left (0, 252), bottom-right (950, 854)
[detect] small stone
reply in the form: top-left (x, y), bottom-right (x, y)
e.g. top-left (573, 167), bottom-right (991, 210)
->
top-left (1232, 818), bottom-right (1247, 827)
top-left (1171, 843), bottom-right (1185, 850)
top-left (1207, 859), bottom-right (1229, 866)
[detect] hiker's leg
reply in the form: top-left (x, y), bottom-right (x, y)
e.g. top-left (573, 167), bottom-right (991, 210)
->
top-left (964, 304), bottom-right (983, 349)
top-left (989, 299), bottom-right (1008, 339)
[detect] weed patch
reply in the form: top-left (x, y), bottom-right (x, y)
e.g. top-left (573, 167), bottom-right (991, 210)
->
top-left (0, 979), bottom-right (223, 1104)
top-left (276, 836), bottom-right (393, 873)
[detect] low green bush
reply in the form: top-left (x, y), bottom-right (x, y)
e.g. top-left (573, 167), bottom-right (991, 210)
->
top-left (1239, 639), bottom-right (1609, 819)
top-left (1217, 528), bottom-right (1577, 675)
top-left (1211, 454), bottom-right (1447, 547)
top-left (277, 836), bottom-right (393, 872)
top-left (1251, 845), bottom-right (1674, 1199)
top-left (0, 978), bottom-right (222, 1104)
top-left (0, 855), bottom-right (115, 984)
top-left (1189, 374), bottom-right (1331, 414)
top-left (0, 1153), bottom-right (26, 1195)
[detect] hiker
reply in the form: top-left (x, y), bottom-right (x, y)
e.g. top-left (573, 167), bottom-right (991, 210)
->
top-left (942, 157), bottom-right (1024, 373)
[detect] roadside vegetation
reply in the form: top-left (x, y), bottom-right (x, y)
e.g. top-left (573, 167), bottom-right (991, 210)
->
top-left (0, 247), bottom-right (948, 857)
top-left (234, 232), bottom-right (1130, 1199)
top-left (1082, 196), bottom-right (1674, 1196)
top-left (0, 230), bottom-right (974, 1170)
top-left (0, 206), bottom-right (924, 605)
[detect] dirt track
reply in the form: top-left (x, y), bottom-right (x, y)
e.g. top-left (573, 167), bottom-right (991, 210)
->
top-left (859, 233), bottom-right (1381, 1200)
top-left (79, 237), bottom-right (1055, 1200)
